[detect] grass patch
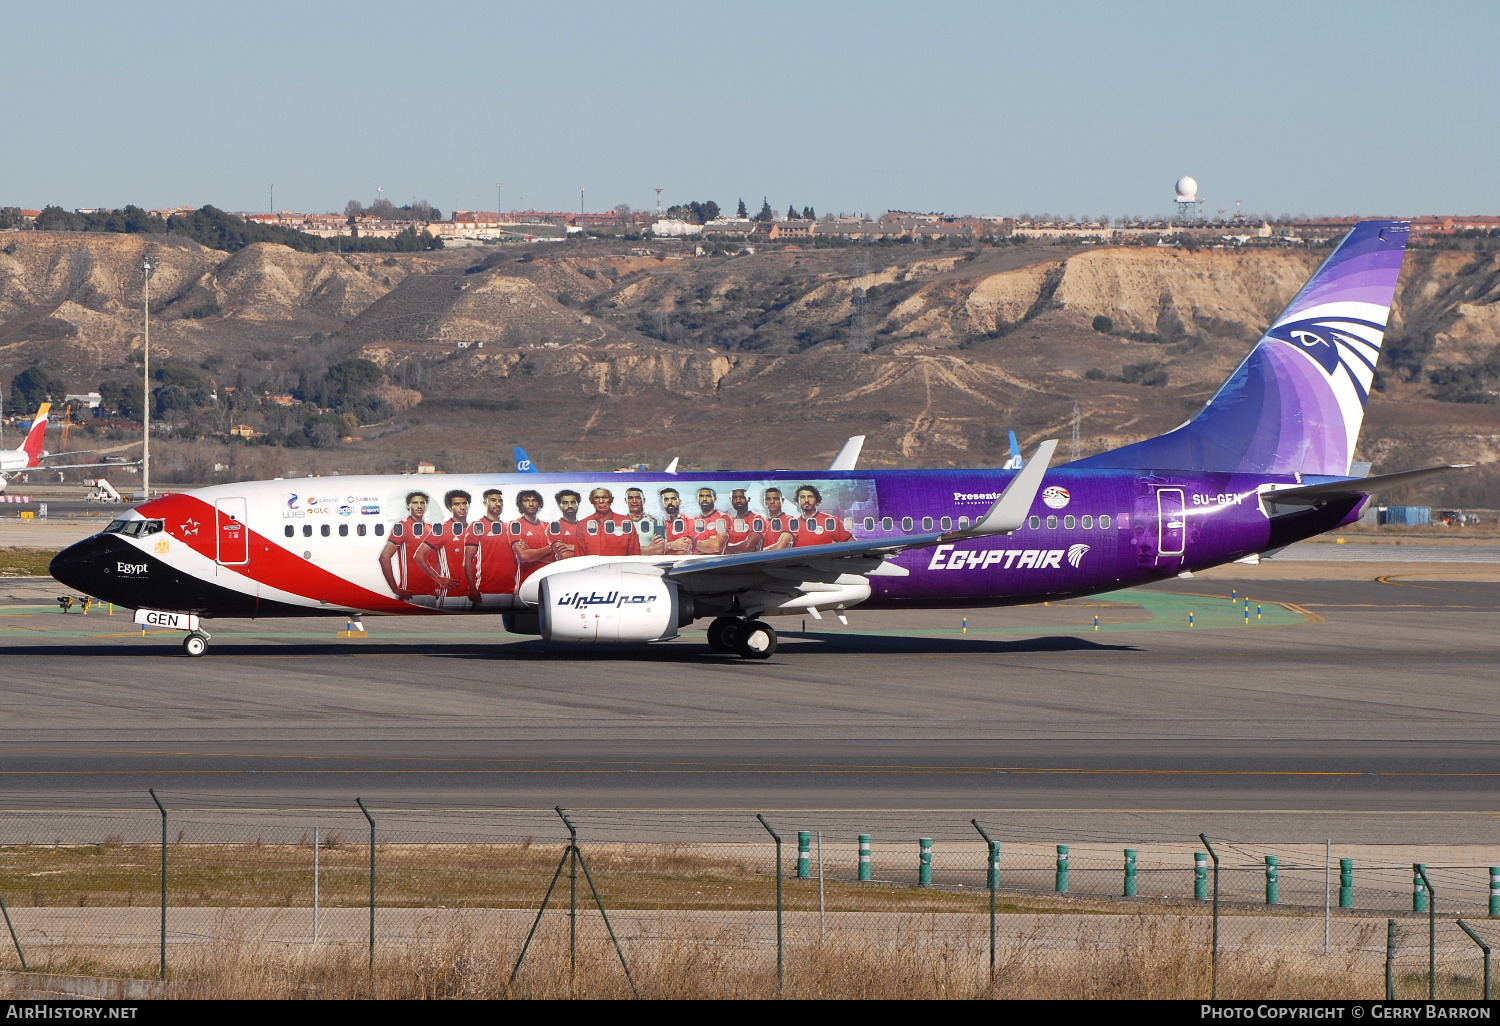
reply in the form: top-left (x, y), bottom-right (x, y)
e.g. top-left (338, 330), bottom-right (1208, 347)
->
top-left (0, 547), bottom-right (59, 577)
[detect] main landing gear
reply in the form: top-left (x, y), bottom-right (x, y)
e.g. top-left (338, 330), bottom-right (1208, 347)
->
top-left (706, 616), bottom-right (778, 659)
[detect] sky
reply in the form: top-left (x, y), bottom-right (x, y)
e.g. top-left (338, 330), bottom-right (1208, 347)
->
top-left (4, 0), bottom-right (1495, 220)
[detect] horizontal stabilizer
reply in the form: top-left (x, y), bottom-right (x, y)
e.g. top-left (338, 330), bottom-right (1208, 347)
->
top-left (1260, 463), bottom-right (1471, 509)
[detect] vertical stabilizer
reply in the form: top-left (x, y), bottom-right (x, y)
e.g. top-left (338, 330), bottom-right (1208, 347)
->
top-left (1072, 221), bottom-right (1409, 476)
top-left (20, 403), bottom-right (51, 466)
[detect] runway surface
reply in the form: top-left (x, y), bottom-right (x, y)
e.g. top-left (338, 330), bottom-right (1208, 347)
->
top-left (2, 549), bottom-right (1498, 842)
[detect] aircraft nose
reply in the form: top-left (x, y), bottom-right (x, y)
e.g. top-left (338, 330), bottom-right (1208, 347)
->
top-left (50, 535), bottom-right (129, 603)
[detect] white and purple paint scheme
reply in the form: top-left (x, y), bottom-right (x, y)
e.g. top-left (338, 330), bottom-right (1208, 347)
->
top-left (52, 221), bottom-right (1463, 658)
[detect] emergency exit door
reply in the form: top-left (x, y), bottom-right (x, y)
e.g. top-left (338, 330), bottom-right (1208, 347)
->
top-left (215, 497), bottom-right (249, 565)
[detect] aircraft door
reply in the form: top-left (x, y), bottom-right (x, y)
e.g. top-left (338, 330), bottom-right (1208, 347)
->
top-left (1156, 488), bottom-right (1186, 562)
top-left (215, 497), bottom-right (250, 566)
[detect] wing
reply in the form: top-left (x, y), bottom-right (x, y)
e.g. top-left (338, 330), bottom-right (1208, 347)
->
top-left (663, 440), bottom-right (1058, 606)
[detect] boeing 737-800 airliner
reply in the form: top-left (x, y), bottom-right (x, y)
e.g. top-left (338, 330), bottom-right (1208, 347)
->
top-left (50, 221), bottom-right (1462, 658)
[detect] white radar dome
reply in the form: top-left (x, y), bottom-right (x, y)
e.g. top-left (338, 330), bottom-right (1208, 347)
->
top-left (1174, 176), bottom-right (1199, 201)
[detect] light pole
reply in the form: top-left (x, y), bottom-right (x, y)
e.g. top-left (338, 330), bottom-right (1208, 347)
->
top-left (579, 186), bottom-right (585, 220)
top-left (141, 256), bottom-right (153, 497)
top-left (495, 182), bottom-right (503, 220)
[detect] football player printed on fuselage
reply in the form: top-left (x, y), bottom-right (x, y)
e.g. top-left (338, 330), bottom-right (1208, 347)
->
top-left (761, 487), bottom-right (795, 550)
top-left (658, 487), bottom-right (695, 555)
top-left (577, 487), bottom-right (642, 558)
top-left (725, 487), bottom-right (764, 554)
top-left (552, 489), bottom-right (583, 561)
top-left (380, 490), bottom-right (441, 604)
top-left (511, 488), bottom-right (556, 584)
top-left (465, 487), bottom-right (519, 609)
top-left (684, 486), bottom-right (731, 555)
top-left (626, 486), bottom-right (666, 556)
top-left (790, 484), bottom-right (853, 547)
top-left (416, 489), bottom-right (472, 607)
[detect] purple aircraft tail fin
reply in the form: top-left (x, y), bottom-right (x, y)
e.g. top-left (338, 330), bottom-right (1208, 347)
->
top-left (1071, 220), bottom-right (1410, 476)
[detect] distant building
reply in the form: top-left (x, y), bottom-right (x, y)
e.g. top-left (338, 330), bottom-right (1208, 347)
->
top-left (650, 218), bottom-right (703, 237)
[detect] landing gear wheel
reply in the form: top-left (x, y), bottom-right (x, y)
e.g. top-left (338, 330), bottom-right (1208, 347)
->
top-left (707, 616), bottom-right (744, 654)
top-left (735, 619), bottom-right (777, 659)
top-left (182, 632), bottom-right (209, 657)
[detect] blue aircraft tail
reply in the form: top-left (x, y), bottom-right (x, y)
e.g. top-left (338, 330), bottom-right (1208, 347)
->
top-left (1070, 220), bottom-right (1410, 476)
top-left (513, 447), bottom-right (539, 473)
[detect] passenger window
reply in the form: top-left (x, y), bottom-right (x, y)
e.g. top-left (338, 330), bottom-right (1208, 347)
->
top-left (302, 525), bottom-right (312, 537)
top-left (338, 524), bottom-right (349, 537)
top-left (958, 517), bottom-right (970, 529)
top-left (392, 522), bottom-right (403, 538)
top-left (901, 517), bottom-right (914, 531)
top-left (881, 517), bottom-right (894, 531)
top-left (510, 522), bottom-right (521, 536)
top-left (374, 524), bottom-right (385, 537)
top-left (357, 524), bottom-right (367, 537)
top-left (284, 526), bottom-right (294, 538)
top-left (1046, 515), bottom-right (1059, 529)
top-left (1082, 515), bottom-right (1094, 529)
top-left (921, 517), bottom-right (934, 531)
top-left (548, 523), bottom-right (560, 536)
top-left (413, 523), bottom-right (425, 538)
top-left (940, 517), bottom-right (953, 531)
top-left (862, 517), bottom-right (875, 531)
top-left (1064, 516), bottom-right (1076, 529)
top-left (1028, 516), bottom-right (1040, 530)
top-left (320, 524), bottom-right (331, 537)
top-left (1100, 515), bottom-right (1112, 529)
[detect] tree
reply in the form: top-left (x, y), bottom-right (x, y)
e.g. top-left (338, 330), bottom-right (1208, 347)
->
top-left (10, 365), bottom-right (67, 411)
top-left (99, 379), bottom-right (145, 421)
top-left (1091, 315), bottom-right (1114, 334)
top-left (344, 200), bottom-right (365, 218)
top-left (802, 206), bottom-right (816, 220)
top-left (787, 205), bottom-right (798, 220)
top-left (736, 198), bottom-right (748, 218)
top-left (369, 198), bottom-right (397, 219)
top-left (754, 198), bottom-right (774, 222)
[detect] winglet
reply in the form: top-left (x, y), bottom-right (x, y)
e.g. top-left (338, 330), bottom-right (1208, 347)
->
top-left (949, 439), bottom-right (1059, 540)
top-left (664, 457), bottom-right (679, 475)
top-left (21, 403), bottom-right (51, 465)
top-left (828, 435), bottom-right (866, 471)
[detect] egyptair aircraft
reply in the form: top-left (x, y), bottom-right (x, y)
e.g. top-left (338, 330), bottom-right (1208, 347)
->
top-left (0, 403), bottom-right (141, 492)
top-left (51, 221), bottom-right (1463, 658)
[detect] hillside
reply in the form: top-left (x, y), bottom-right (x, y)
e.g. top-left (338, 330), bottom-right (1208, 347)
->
top-left (1, 231), bottom-right (1497, 506)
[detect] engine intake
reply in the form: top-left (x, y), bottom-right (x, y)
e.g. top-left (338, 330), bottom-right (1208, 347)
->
top-left (538, 566), bottom-right (690, 643)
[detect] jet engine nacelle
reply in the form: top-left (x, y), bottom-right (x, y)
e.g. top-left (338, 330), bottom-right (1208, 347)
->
top-left (538, 565), bottom-right (691, 643)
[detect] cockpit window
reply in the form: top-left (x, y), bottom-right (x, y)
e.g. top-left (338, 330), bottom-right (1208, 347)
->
top-left (104, 520), bottom-right (128, 534)
top-left (140, 520), bottom-right (164, 536)
top-left (119, 521), bottom-right (144, 537)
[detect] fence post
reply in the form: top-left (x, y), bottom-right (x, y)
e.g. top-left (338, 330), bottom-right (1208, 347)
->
top-left (858, 834), bottom-right (872, 882)
top-left (1490, 867), bottom-right (1499, 917)
top-left (1458, 919), bottom-right (1492, 1001)
top-left (1055, 845), bottom-right (1070, 893)
top-left (797, 831), bottom-right (811, 879)
top-left (1386, 919), bottom-right (1397, 1000)
top-left (919, 838), bottom-right (933, 887)
top-left (0, 889), bottom-right (27, 971)
top-left (356, 798), bottom-right (375, 970)
top-left (1414, 863), bottom-right (1435, 1000)
top-left (1201, 835), bottom-right (1220, 1001)
top-left (1265, 855), bottom-right (1280, 905)
top-left (1413, 863), bottom-right (1429, 912)
top-left (757, 815), bottom-right (784, 994)
top-left (1340, 858), bottom-right (1354, 908)
top-left (1124, 849), bottom-right (1138, 897)
top-left (1195, 851), bottom-right (1209, 900)
top-left (972, 820), bottom-right (998, 983)
top-left (148, 788), bottom-right (167, 980)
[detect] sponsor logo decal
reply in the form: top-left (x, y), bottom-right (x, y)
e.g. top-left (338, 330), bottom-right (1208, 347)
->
top-left (1066, 543), bottom-right (1090, 568)
top-left (286, 493), bottom-right (301, 510)
top-left (338, 505), bottom-right (354, 516)
top-left (1042, 486), bottom-right (1071, 509)
top-left (360, 504), bottom-right (381, 516)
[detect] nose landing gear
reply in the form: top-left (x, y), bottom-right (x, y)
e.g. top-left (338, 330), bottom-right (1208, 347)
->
top-left (706, 616), bottom-right (777, 659)
top-left (182, 631), bottom-right (211, 657)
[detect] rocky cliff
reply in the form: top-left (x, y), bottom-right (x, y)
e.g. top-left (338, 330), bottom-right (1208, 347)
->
top-left (1, 231), bottom-right (1496, 504)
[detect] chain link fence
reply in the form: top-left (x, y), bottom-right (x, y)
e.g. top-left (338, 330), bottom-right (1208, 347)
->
top-left (0, 799), bottom-right (1496, 999)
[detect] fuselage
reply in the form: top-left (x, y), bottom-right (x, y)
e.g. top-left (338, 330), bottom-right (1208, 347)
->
top-left (49, 465), bottom-right (1363, 619)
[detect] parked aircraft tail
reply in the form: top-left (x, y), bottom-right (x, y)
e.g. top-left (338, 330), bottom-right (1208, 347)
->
top-left (20, 403), bottom-right (50, 466)
top-left (1071, 220), bottom-right (1410, 476)
top-left (513, 446), bottom-right (538, 473)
